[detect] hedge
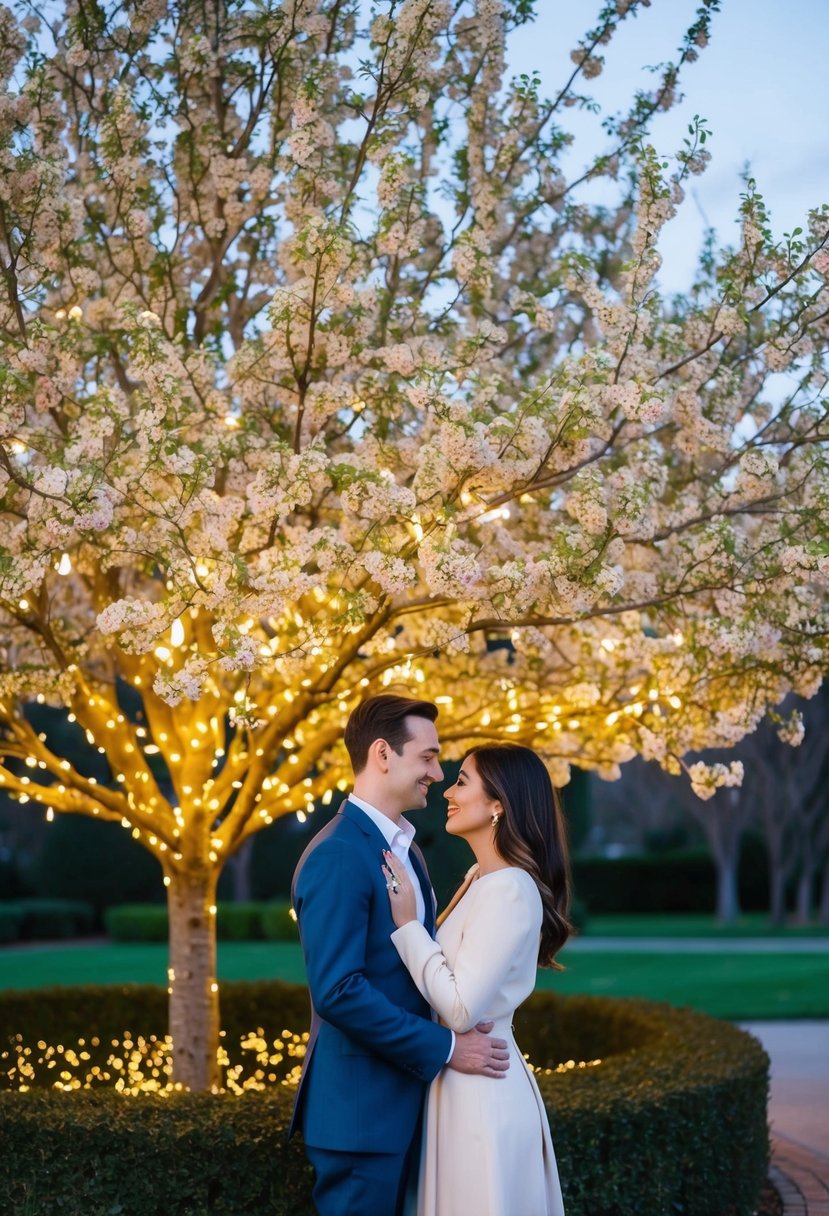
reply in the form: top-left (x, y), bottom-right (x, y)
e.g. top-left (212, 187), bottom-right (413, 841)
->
top-left (0, 981), bottom-right (769, 1216)
top-left (0, 897), bottom-right (95, 942)
top-left (0, 903), bottom-right (23, 944)
top-left (571, 844), bottom-right (770, 914)
top-left (104, 901), bottom-right (297, 943)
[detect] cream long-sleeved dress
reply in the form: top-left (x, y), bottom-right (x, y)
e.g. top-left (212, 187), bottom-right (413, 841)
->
top-left (391, 866), bottom-right (565, 1216)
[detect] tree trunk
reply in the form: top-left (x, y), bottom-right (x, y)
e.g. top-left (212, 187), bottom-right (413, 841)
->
top-left (819, 856), bottom-right (829, 924)
top-left (167, 867), bottom-right (220, 1091)
top-left (715, 859), bottom-right (740, 924)
top-left (769, 865), bottom-right (788, 927)
top-left (795, 868), bottom-right (814, 925)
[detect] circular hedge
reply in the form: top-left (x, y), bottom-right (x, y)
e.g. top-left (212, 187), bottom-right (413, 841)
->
top-left (0, 981), bottom-right (769, 1216)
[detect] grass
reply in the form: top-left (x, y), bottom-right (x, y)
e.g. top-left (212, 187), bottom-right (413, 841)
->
top-left (1, 938), bottom-right (827, 1020)
top-left (582, 912), bottom-right (829, 938)
top-left (0, 941), bottom-right (307, 990)
top-left (542, 950), bottom-right (829, 1019)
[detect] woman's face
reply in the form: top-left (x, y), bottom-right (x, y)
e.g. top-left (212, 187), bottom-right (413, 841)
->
top-left (443, 754), bottom-right (501, 840)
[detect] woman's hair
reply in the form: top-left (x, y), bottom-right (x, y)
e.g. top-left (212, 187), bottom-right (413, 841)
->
top-left (469, 744), bottom-right (573, 969)
top-left (344, 693), bottom-right (438, 774)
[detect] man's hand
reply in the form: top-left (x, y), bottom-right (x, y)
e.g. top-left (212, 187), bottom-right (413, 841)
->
top-left (447, 1021), bottom-right (510, 1078)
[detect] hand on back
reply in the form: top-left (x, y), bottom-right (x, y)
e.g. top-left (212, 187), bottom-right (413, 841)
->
top-left (448, 1021), bottom-right (510, 1078)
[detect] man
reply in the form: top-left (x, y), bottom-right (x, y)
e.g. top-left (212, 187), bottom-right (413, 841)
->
top-left (290, 693), bottom-right (510, 1216)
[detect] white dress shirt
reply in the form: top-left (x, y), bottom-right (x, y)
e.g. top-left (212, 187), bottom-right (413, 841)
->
top-left (347, 793), bottom-right (426, 924)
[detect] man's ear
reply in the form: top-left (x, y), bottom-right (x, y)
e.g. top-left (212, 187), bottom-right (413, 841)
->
top-left (368, 737), bottom-right (391, 773)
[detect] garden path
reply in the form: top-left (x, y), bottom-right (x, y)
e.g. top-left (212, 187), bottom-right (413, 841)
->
top-left (771, 1138), bottom-right (829, 1216)
top-left (740, 1021), bottom-right (829, 1216)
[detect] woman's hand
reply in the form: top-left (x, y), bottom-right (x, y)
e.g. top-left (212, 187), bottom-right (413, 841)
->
top-left (382, 850), bottom-right (418, 928)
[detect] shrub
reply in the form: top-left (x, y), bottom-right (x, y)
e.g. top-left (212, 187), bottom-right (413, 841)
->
top-left (216, 902), bottom-right (266, 941)
top-left (0, 898), bottom-right (96, 940)
top-left (261, 901), bottom-right (298, 941)
top-left (572, 841), bottom-right (771, 915)
top-left (0, 981), bottom-right (768, 1216)
top-left (568, 895), bottom-right (589, 934)
top-left (0, 903), bottom-right (23, 944)
top-left (518, 996), bottom-right (769, 1216)
top-left (105, 901), bottom-right (300, 943)
top-left (105, 903), bottom-right (169, 942)
top-left (573, 850), bottom-right (717, 913)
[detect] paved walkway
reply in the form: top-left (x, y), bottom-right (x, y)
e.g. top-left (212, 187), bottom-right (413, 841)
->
top-left (740, 1022), bottom-right (829, 1215)
top-left (770, 1137), bottom-right (829, 1215)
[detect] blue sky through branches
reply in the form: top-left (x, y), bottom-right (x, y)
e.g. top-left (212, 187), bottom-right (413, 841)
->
top-left (513, 0), bottom-right (829, 293)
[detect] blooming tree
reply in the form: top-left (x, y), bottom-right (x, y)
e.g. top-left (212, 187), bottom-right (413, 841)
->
top-left (1, 0), bottom-right (828, 1088)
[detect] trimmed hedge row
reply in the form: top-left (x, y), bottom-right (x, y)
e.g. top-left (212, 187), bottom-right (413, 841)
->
top-left (104, 901), bottom-right (298, 942)
top-left (0, 981), bottom-right (769, 1216)
top-left (0, 897), bottom-right (95, 943)
top-left (571, 843), bottom-right (769, 914)
top-left (516, 997), bottom-right (769, 1216)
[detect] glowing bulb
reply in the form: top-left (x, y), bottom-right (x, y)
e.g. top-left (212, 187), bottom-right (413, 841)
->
top-left (57, 553), bottom-right (72, 576)
top-left (170, 618), bottom-right (185, 648)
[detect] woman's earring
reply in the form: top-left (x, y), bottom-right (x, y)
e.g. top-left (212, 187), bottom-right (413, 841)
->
top-left (491, 813), bottom-right (501, 827)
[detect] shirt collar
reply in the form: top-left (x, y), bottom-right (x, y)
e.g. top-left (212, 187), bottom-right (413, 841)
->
top-left (347, 793), bottom-right (416, 851)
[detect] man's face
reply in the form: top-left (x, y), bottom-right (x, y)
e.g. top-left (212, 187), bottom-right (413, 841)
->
top-left (385, 715), bottom-right (443, 813)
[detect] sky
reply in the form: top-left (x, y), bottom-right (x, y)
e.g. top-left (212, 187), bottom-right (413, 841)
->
top-left (507, 0), bottom-right (829, 293)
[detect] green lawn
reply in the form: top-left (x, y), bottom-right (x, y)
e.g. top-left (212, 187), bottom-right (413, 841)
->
top-left (543, 950), bottom-right (829, 1019)
top-left (2, 940), bottom-right (827, 1020)
top-left (583, 912), bottom-right (829, 938)
top-left (0, 942), bottom-right (307, 990)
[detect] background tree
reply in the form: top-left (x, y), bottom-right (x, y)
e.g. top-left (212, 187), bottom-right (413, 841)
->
top-left (584, 683), bottom-right (829, 924)
top-left (741, 688), bottom-right (829, 924)
top-left (1, 0), bottom-right (828, 1088)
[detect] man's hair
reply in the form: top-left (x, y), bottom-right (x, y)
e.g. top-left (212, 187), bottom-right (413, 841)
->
top-left (344, 694), bottom-right (438, 775)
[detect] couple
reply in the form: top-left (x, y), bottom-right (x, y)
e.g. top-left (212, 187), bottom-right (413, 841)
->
top-left (290, 694), bottom-right (571, 1216)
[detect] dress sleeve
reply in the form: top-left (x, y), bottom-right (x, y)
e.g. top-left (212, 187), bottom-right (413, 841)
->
top-left (390, 872), bottom-right (539, 1034)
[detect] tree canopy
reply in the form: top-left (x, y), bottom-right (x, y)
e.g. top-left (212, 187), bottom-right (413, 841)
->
top-left (1, 0), bottom-right (827, 856)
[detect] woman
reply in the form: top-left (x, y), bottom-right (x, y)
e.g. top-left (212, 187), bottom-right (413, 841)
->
top-left (382, 743), bottom-right (571, 1216)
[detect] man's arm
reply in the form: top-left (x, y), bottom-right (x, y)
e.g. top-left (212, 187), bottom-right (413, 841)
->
top-left (295, 838), bottom-right (451, 1081)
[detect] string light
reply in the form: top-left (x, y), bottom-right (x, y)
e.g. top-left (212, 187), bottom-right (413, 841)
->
top-left (0, 1029), bottom-right (591, 1096)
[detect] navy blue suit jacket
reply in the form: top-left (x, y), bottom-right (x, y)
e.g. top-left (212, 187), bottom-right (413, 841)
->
top-left (289, 801), bottom-right (452, 1153)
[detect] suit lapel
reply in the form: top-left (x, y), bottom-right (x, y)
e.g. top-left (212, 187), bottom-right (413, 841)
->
top-left (409, 842), bottom-right (437, 936)
top-left (339, 798), bottom-right (391, 856)
top-left (343, 800), bottom-right (437, 935)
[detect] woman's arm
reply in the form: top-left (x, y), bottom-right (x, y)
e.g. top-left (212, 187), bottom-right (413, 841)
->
top-left (389, 871), bottom-right (539, 1033)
